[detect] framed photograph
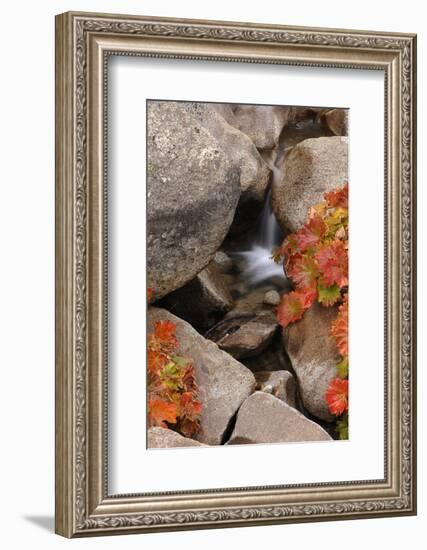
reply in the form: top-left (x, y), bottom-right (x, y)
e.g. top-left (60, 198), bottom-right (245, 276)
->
top-left (55, 11), bottom-right (417, 537)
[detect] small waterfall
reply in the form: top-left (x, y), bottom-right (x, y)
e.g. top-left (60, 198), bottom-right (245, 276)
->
top-left (234, 165), bottom-right (286, 286)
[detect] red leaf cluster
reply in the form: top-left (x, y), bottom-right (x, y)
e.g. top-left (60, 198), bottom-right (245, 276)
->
top-left (275, 183), bottom-right (349, 434)
top-left (276, 183), bottom-right (349, 328)
top-left (147, 320), bottom-right (202, 437)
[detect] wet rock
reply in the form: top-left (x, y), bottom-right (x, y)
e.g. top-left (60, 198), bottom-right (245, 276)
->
top-left (321, 109), bottom-right (348, 136)
top-left (147, 101), bottom-right (240, 299)
top-left (181, 102), bottom-right (271, 233)
top-left (263, 289), bottom-right (281, 306)
top-left (148, 308), bottom-right (256, 445)
top-left (147, 427), bottom-right (207, 449)
top-left (159, 262), bottom-right (233, 331)
top-left (272, 136), bottom-right (348, 232)
top-left (214, 250), bottom-right (234, 274)
top-left (227, 392), bottom-right (332, 444)
top-left (206, 313), bottom-right (278, 359)
top-left (282, 302), bottom-right (340, 421)
top-left (217, 104), bottom-right (292, 151)
top-left (255, 370), bottom-right (297, 408)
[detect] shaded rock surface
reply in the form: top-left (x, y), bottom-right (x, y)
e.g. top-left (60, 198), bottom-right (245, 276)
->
top-left (255, 370), bottom-right (297, 408)
top-left (206, 313), bottom-right (278, 359)
top-left (147, 101), bottom-right (240, 299)
top-left (227, 392), bottom-right (332, 444)
top-left (321, 108), bottom-right (348, 136)
top-left (214, 250), bottom-right (234, 274)
top-left (147, 427), bottom-right (206, 448)
top-left (148, 307), bottom-right (256, 445)
top-left (159, 261), bottom-right (233, 331)
top-left (282, 302), bottom-right (340, 421)
top-left (181, 102), bottom-right (271, 233)
top-left (242, 333), bottom-right (293, 373)
top-left (272, 136), bottom-right (348, 232)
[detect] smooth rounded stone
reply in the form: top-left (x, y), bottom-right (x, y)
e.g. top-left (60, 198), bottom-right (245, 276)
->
top-left (216, 104), bottom-right (292, 151)
top-left (226, 392), bottom-right (331, 444)
top-left (148, 308), bottom-right (256, 445)
top-left (255, 370), bottom-right (297, 408)
top-left (147, 101), bottom-right (241, 299)
top-left (159, 261), bottom-right (233, 331)
top-left (263, 289), bottom-right (281, 306)
top-left (226, 285), bottom-right (283, 317)
top-left (272, 136), bottom-right (348, 233)
top-left (181, 102), bottom-right (271, 233)
top-left (282, 302), bottom-right (340, 421)
top-left (321, 108), bottom-right (348, 136)
top-left (206, 313), bottom-right (278, 359)
top-left (147, 427), bottom-right (207, 449)
top-left (214, 250), bottom-right (234, 274)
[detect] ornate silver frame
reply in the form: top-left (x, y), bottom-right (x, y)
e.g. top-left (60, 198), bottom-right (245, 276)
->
top-left (55, 11), bottom-right (417, 537)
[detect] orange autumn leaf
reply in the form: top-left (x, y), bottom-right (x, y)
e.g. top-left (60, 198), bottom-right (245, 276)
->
top-left (325, 378), bottom-right (349, 416)
top-left (330, 296), bottom-right (349, 357)
top-left (294, 214), bottom-right (327, 252)
top-left (325, 183), bottom-right (349, 209)
top-left (277, 290), bottom-right (313, 327)
top-left (179, 391), bottom-right (203, 419)
top-left (147, 287), bottom-right (154, 301)
top-left (315, 239), bottom-right (348, 288)
top-left (154, 320), bottom-right (178, 352)
top-left (148, 349), bottom-right (168, 374)
top-left (287, 254), bottom-right (319, 290)
top-left (148, 398), bottom-right (178, 428)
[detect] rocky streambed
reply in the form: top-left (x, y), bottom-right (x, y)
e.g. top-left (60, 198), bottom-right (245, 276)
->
top-left (147, 100), bottom-right (348, 448)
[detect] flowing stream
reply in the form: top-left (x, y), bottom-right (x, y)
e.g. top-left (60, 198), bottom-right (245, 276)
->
top-left (234, 164), bottom-right (286, 286)
top-left (233, 116), bottom-right (327, 289)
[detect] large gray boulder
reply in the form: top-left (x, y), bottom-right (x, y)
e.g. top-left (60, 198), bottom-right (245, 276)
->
top-left (147, 427), bottom-right (206, 449)
top-left (147, 101), bottom-right (241, 299)
top-left (148, 308), bottom-right (256, 445)
top-left (227, 392), bottom-right (331, 444)
top-left (272, 136), bottom-right (348, 232)
top-left (282, 302), bottom-right (340, 421)
top-left (215, 104), bottom-right (292, 151)
top-left (181, 102), bottom-right (271, 233)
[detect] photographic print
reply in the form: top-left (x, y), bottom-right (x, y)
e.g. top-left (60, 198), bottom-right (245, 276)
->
top-left (56, 12), bottom-right (416, 536)
top-left (147, 100), bottom-right (349, 449)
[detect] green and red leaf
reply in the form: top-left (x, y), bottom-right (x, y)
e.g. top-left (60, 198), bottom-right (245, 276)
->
top-left (277, 290), bottom-right (314, 327)
top-left (294, 214), bottom-right (327, 252)
top-left (317, 281), bottom-right (341, 306)
top-left (287, 254), bottom-right (319, 290)
top-left (315, 240), bottom-right (348, 288)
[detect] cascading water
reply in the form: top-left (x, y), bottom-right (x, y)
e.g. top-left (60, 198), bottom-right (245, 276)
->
top-left (234, 164), bottom-right (286, 287)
